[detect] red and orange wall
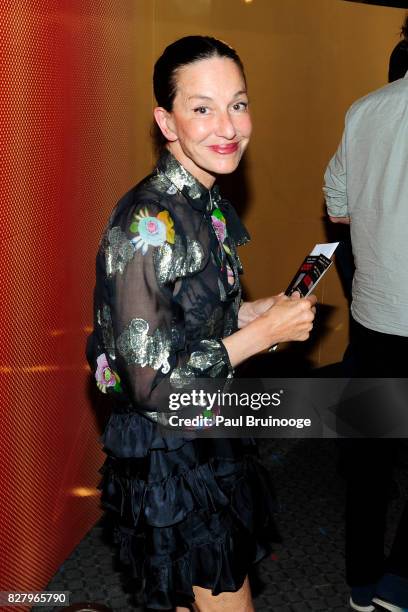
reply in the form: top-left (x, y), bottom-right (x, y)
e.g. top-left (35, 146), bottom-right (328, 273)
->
top-left (1, 0), bottom-right (144, 599)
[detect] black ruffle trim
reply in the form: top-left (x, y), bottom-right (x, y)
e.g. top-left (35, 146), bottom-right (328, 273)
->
top-left (98, 438), bottom-right (280, 610)
top-left (101, 411), bottom-right (193, 459)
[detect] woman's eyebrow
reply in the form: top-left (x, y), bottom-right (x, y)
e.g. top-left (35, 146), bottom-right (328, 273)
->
top-left (233, 90), bottom-right (248, 98)
top-left (187, 95), bottom-right (213, 101)
top-left (187, 90), bottom-right (248, 102)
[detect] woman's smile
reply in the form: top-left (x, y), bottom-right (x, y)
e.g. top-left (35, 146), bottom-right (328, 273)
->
top-left (208, 142), bottom-right (239, 154)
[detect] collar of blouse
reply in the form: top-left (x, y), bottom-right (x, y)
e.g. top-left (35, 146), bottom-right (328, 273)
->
top-left (156, 149), bottom-right (221, 213)
top-left (156, 149), bottom-right (250, 247)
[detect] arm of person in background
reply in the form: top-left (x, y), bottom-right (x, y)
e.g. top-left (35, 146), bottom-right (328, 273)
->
top-left (323, 119), bottom-right (350, 225)
top-left (329, 216), bottom-right (350, 224)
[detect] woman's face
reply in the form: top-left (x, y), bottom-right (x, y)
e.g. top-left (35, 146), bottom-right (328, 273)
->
top-left (157, 56), bottom-right (252, 188)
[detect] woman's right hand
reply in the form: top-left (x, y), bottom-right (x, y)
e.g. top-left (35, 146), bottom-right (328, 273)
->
top-left (222, 292), bottom-right (317, 368)
top-left (256, 292), bottom-right (317, 349)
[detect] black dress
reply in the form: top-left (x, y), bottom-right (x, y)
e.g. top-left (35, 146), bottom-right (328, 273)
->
top-left (86, 150), bottom-right (278, 610)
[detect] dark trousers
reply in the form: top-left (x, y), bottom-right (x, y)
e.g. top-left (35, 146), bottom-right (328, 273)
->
top-left (342, 318), bottom-right (408, 586)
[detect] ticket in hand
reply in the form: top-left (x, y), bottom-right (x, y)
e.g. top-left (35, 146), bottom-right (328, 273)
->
top-left (285, 242), bottom-right (339, 297)
top-left (269, 242), bottom-right (339, 352)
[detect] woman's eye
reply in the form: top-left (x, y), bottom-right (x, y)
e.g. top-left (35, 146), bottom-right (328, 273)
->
top-left (232, 101), bottom-right (248, 111)
top-left (193, 106), bottom-right (209, 114)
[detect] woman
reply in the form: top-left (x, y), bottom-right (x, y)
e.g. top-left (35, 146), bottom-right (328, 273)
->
top-left (87, 36), bottom-right (316, 612)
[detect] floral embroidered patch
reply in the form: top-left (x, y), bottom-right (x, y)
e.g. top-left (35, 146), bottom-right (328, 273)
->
top-left (95, 353), bottom-right (122, 394)
top-left (130, 207), bottom-right (175, 254)
top-left (211, 207), bottom-right (235, 285)
top-left (211, 207), bottom-right (226, 242)
top-left (211, 207), bottom-right (232, 256)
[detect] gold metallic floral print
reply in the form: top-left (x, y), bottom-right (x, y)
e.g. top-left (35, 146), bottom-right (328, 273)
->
top-left (117, 318), bottom-right (171, 374)
top-left (170, 339), bottom-right (232, 388)
top-left (163, 154), bottom-right (203, 200)
top-left (105, 226), bottom-right (135, 276)
top-left (153, 236), bottom-right (204, 285)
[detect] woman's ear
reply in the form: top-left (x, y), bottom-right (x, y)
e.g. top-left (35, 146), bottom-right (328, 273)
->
top-left (153, 107), bottom-right (178, 142)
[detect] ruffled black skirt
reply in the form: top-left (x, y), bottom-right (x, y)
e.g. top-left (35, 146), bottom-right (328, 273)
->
top-left (98, 411), bottom-right (279, 610)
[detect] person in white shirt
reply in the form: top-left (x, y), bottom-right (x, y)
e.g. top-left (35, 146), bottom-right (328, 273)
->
top-left (324, 18), bottom-right (408, 612)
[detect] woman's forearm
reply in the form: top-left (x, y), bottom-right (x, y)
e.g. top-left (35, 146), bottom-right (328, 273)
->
top-left (222, 323), bottom-right (269, 368)
top-left (223, 293), bottom-right (317, 368)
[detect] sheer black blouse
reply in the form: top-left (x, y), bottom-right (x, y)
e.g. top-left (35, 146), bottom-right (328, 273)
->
top-left (86, 150), bottom-right (250, 452)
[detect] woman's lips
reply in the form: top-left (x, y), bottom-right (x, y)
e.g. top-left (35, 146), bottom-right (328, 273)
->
top-left (209, 143), bottom-right (239, 154)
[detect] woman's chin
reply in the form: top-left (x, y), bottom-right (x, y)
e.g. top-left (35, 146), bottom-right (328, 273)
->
top-left (208, 155), bottom-right (242, 175)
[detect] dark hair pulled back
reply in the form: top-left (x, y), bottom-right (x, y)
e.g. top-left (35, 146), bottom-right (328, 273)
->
top-left (153, 35), bottom-right (245, 111)
top-left (388, 15), bottom-right (408, 83)
top-left (402, 15), bottom-right (408, 41)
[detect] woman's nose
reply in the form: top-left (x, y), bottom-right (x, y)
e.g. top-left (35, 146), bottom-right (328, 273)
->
top-left (215, 111), bottom-right (236, 139)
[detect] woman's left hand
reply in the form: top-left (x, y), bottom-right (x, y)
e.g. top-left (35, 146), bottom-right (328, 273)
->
top-left (238, 295), bottom-right (281, 328)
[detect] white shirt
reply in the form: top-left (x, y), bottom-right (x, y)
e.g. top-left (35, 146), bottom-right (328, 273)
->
top-left (324, 71), bottom-right (408, 336)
